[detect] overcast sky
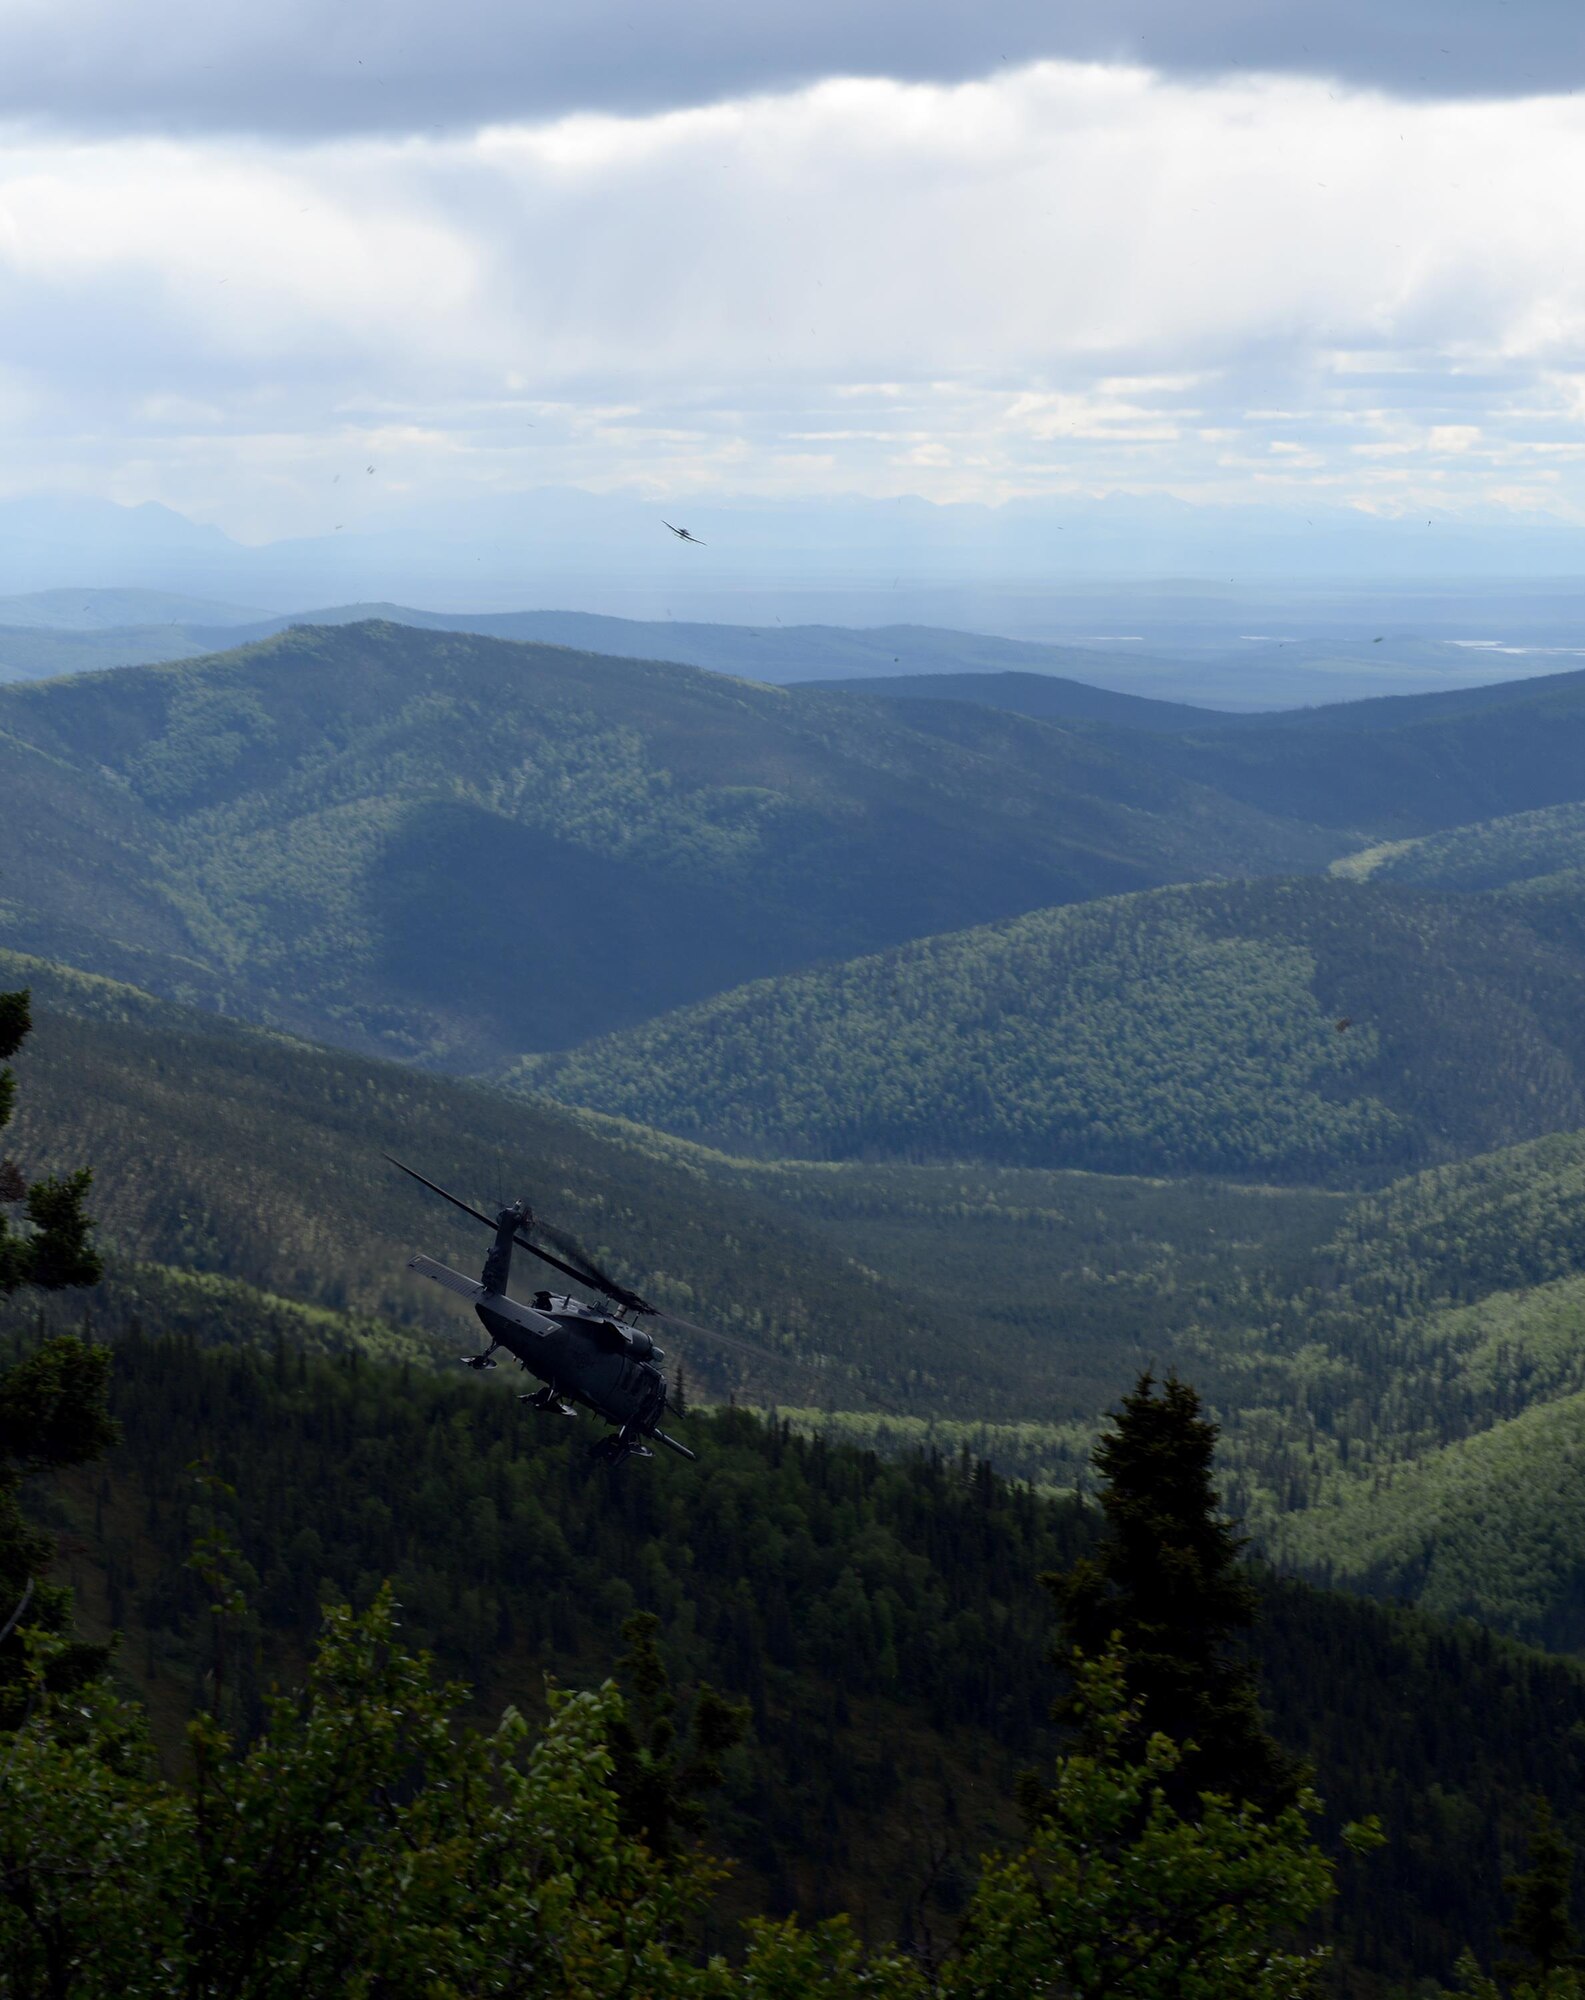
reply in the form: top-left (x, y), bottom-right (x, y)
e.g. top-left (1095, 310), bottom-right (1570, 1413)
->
top-left (5, 1), bottom-right (1585, 545)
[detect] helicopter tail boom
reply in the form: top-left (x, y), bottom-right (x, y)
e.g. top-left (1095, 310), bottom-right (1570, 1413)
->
top-left (408, 1256), bottom-right (556, 1340)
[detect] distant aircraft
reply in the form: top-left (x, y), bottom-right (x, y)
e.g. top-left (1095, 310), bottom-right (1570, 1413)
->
top-left (1335, 1017), bottom-right (1353, 1033)
top-left (663, 521), bottom-right (706, 545)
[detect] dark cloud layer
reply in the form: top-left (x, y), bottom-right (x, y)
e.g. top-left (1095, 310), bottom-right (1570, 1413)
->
top-left (5, 0), bottom-right (1582, 138)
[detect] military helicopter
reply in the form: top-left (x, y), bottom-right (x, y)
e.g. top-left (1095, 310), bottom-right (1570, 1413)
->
top-left (390, 1157), bottom-right (759, 1465)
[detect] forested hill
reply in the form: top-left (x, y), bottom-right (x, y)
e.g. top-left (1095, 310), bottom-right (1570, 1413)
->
top-left (843, 658), bottom-right (1585, 836)
top-left (0, 620), bottom-right (1338, 1066)
top-left (1336, 799), bottom-right (1585, 894)
top-left (515, 874), bottom-right (1585, 1184)
top-left (3, 944), bottom-right (1364, 1440)
top-left (1082, 663), bottom-right (1585, 836)
top-left (9, 615), bottom-right (1585, 1077)
top-left (0, 949), bottom-right (960, 1415)
top-left (1248, 1129), bottom-right (1585, 1646)
top-left (795, 668), bottom-right (1220, 731)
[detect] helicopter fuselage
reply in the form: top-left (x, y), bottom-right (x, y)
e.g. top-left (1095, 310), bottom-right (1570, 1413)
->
top-left (400, 1181), bottom-right (696, 1465)
top-left (476, 1290), bottom-right (669, 1434)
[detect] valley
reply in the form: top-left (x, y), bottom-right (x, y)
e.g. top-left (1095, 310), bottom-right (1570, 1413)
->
top-left (10, 616), bottom-right (1585, 1992)
top-left (15, 939), bottom-right (1585, 1658)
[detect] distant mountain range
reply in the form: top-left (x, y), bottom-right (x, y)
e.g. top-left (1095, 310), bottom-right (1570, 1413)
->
top-left (5, 487), bottom-right (1585, 706)
top-left (10, 485), bottom-right (1585, 597)
top-left (0, 601), bottom-right (1225, 703)
top-left (5, 587), bottom-right (1583, 711)
top-left (0, 585), bottom-right (267, 629)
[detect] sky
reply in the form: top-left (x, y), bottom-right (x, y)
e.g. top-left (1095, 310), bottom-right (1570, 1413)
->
top-left (5, 2), bottom-right (1585, 549)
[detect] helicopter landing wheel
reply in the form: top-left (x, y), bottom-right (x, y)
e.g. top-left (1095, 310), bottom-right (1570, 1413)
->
top-left (521, 1385), bottom-right (576, 1416)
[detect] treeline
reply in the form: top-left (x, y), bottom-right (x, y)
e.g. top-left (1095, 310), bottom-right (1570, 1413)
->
top-left (519, 876), bottom-right (1585, 1183)
top-left (52, 1324), bottom-right (1083, 1925)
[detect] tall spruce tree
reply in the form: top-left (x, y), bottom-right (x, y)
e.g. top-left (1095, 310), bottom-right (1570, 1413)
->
top-left (1037, 1372), bottom-right (1300, 1818)
top-left (606, 1610), bottom-right (750, 1865)
top-left (0, 986), bottom-right (114, 1726)
top-left (0, 989), bottom-right (100, 1296)
top-left (1500, 1798), bottom-right (1582, 1984)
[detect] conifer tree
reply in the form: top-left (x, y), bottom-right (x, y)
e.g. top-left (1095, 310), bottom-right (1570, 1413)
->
top-left (1500, 1798), bottom-right (1582, 1985)
top-left (0, 986), bottom-right (114, 1725)
top-left (1037, 1372), bottom-right (1300, 1817)
top-left (0, 990), bottom-right (101, 1296)
top-left (606, 1609), bottom-right (750, 1864)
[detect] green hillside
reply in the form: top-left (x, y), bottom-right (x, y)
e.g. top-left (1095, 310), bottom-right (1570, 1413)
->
top-left (1280, 1385), bottom-right (1585, 1647)
top-left (516, 875), bottom-right (1585, 1184)
top-left (1, 949), bottom-right (1350, 1429)
top-left (17, 941), bottom-right (1585, 1627)
top-left (808, 656), bottom-right (1585, 841)
top-left (1100, 664), bottom-right (1585, 836)
top-left (796, 669), bottom-right (1219, 730)
top-left (0, 620), bottom-right (1338, 1065)
top-left (777, 1136), bottom-right (1585, 1551)
top-left (1275, 661), bottom-right (1585, 732)
top-left (0, 950), bottom-right (938, 1414)
top-left (1336, 800), bottom-right (1585, 892)
top-left (21, 944), bottom-right (1585, 1653)
top-left (1229, 1130), bottom-right (1585, 1642)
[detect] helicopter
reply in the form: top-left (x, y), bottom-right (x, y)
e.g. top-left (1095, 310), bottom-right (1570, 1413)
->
top-left (390, 1156), bottom-right (758, 1465)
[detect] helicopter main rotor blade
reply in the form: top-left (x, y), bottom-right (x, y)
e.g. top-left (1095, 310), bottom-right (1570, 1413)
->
top-left (385, 1156), bottom-right (499, 1231)
top-left (386, 1156), bottom-right (646, 1301)
top-left (652, 1306), bottom-right (787, 1362)
top-left (530, 1218), bottom-right (652, 1314)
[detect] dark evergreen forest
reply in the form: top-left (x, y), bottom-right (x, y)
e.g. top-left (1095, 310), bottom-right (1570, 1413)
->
top-left (12, 1310), bottom-right (1585, 1993)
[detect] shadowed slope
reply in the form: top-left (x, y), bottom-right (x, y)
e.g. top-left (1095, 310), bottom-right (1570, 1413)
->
top-left (0, 619), bottom-right (1339, 1064)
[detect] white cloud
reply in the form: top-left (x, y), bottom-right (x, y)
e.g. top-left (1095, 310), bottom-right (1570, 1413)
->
top-left (5, 62), bottom-right (1585, 534)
